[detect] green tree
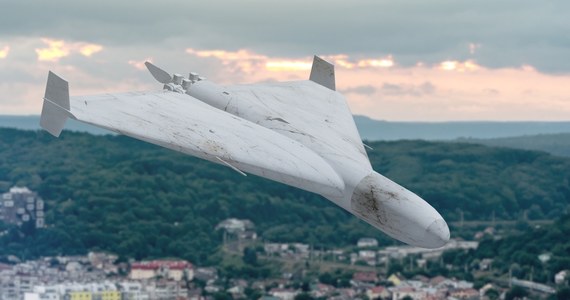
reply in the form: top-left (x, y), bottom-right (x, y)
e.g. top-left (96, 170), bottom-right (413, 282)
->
top-left (557, 287), bottom-right (570, 300)
top-left (505, 286), bottom-right (528, 300)
top-left (294, 293), bottom-right (315, 300)
top-left (2, 128), bottom-right (570, 266)
top-left (243, 247), bottom-right (258, 266)
top-left (319, 272), bottom-right (334, 285)
top-left (485, 288), bottom-right (500, 300)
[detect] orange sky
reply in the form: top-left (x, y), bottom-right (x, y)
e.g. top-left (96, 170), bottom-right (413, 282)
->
top-left (0, 38), bottom-right (569, 121)
top-left (184, 47), bottom-right (570, 121)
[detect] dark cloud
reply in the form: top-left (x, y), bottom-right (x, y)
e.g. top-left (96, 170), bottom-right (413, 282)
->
top-left (0, 1), bottom-right (569, 72)
top-left (340, 85), bottom-right (377, 95)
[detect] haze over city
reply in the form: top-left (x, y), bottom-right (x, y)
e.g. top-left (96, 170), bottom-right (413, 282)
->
top-left (1, 0), bottom-right (569, 121)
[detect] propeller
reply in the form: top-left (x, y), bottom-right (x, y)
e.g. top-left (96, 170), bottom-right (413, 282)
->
top-left (145, 61), bottom-right (172, 84)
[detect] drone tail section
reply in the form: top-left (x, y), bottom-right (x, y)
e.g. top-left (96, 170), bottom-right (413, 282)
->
top-left (40, 71), bottom-right (73, 137)
top-left (309, 56), bottom-right (335, 91)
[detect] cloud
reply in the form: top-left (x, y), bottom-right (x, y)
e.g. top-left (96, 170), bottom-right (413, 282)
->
top-left (186, 48), bottom-right (395, 74)
top-left (186, 48), bottom-right (269, 74)
top-left (379, 82), bottom-right (436, 97)
top-left (483, 88), bottom-right (500, 96)
top-left (324, 55), bottom-right (395, 69)
top-left (0, 46), bottom-right (9, 59)
top-left (438, 60), bottom-right (481, 72)
top-left (128, 58), bottom-right (153, 70)
top-left (35, 38), bottom-right (103, 62)
top-left (1, 37), bottom-right (569, 122)
top-left (78, 44), bottom-right (103, 57)
top-left (0, 1), bottom-right (569, 73)
top-left (182, 48), bottom-right (570, 121)
top-left (340, 85), bottom-right (377, 96)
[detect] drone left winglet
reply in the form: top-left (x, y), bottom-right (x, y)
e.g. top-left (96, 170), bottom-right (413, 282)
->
top-left (41, 57), bottom-right (450, 248)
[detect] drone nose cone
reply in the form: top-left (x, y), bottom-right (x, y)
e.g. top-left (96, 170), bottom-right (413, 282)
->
top-left (350, 171), bottom-right (450, 249)
top-left (424, 218), bottom-right (450, 248)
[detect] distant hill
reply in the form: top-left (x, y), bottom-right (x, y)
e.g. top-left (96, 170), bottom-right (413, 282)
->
top-left (2, 115), bottom-right (570, 141)
top-left (0, 115), bottom-right (111, 135)
top-left (1, 128), bottom-right (569, 261)
top-left (354, 115), bottom-right (570, 141)
top-left (458, 133), bottom-right (570, 157)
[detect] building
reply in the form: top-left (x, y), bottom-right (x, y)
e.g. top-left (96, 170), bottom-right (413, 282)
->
top-left (100, 290), bottom-right (121, 300)
top-left (357, 238), bottom-right (378, 248)
top-left (358, 250), bottom-right (377, 266)
top-left (24, 283), bottom-right (120, 300)
top-left (449, 288), bottom-right (479, 299)
top-left (117, 281), bottom-right (153, 300)
top-left (378, 239), bottom-right (479, 261)
top-left (479, 258), bottom-right (493, 271)
top-left (69, 291), bottom-right (93, 300)
top-left (130, 260), bottom-right (193, 281)
top-left (310, 283), bottom-right (335, 298)
top-left (268, 288), bottom-right (298, 300)
top-left (391, 286), bottom-right (426, 300)
top-left (194, 267), bottom-right (218, 282)
top-left (555, 270), bottom-right (568, 285)
top-left (353, 272), bottom-right (378, 284)
top-left (215, 218), bottom-right (254, 233)
top-left (0, 186), bottom-right (45, 228)
top-left (88, 252), bottom-right (119, 275)
top-left (367, 286), bottom-right (390, 299)
top-left (388, 274), bottom-right (404, 287)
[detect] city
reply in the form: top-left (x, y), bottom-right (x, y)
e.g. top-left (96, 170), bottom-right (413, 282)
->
top-left (1, 187), bottom-right (567, 300)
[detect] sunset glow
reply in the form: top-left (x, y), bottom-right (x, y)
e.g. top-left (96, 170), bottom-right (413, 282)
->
top-left (265, 61), bottom-right (312, 71)
top-left (439, 60), bottom-right (481, 72)
top-left (35, 38), bottom-right (103, 62)
top-left (79, 44), bottom-right (103, 57)
top-left (357, 58), bottom-right (395, 68)
top-left (1, 39), bottom-right (569, 121)
top-left (36, 39), bottom-right (70, 62)
top-left (0, 46), bottom-right (9, 59)
top-left (186, 49), bottom-right (396, 72)
top-left (128, 58), bottom-right (153, 70)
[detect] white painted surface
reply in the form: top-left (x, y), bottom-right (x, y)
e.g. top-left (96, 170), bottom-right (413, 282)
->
top-left (40, 57), bottom-right (450, 248)
top-left (188, 80), bottom-right (372, 207)
top-left (68, 91), bottom-right (344, 198)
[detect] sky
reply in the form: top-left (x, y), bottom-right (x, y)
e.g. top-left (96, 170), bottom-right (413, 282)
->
top-left (0, 0), bottom-right (569, 121)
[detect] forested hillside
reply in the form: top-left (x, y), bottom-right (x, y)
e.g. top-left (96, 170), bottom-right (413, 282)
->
top-left (458, 133), bottom-right (570, 157)
top-left (472, 213), bottom-right (570, 283)
top-left (0, 128), bottom-right (569, 263)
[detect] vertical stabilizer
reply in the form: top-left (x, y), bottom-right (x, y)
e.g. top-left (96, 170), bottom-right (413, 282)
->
top-left (309, 56), bottom-right (335, 91)
top-left (145, 61), bottom-right (173, 84)
top-left (40, 71), bottom-right (71, 137)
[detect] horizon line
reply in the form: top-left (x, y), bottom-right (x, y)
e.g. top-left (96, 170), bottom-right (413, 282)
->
top-left (2, 114), bottom-right (570, 124)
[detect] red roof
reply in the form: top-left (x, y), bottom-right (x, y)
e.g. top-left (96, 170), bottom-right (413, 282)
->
top-left (131, 260), bottom-right (192, 270)
top-left (353, 272), bottom-right (378, 282)
top-left (0, 263), bottom-right (12, 271)
top-left (369, 286), bottom-right (385, 293)
top-left (396, 287), bottom-right (415, 293)
top-left (430, 275), bottom-right (447, 285)
top-left (317, 284), bottom-right (334, 291)
top-left (451, 288), bottom-right (479, 296)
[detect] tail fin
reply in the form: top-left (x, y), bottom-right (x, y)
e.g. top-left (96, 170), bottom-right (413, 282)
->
top-left (145, 61), bottom-right (172, 84)
top-left (309, 56), bottom-right (335, 91)
top-left (40, 71), bottom-right (71, 137)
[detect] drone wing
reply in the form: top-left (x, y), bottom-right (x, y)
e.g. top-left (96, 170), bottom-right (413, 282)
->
top-left (39, 72), bottom-right (344, 197)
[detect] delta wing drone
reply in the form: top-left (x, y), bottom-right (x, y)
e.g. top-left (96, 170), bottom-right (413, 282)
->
top-left (40, 56), bottom-right (450, 248)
